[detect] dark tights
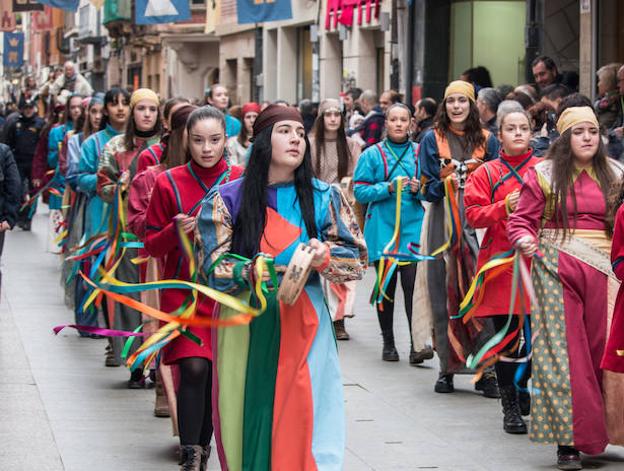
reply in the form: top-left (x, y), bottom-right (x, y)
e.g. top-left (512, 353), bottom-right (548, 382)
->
top-left (375, 263), bottom-right (417, 340)
top-left (177, 357), bottom-right (213, 446)
top-left (492, 315), bottom-right (531, 388)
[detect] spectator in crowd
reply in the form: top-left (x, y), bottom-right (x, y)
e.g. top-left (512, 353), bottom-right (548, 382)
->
top-left (4, 99), bottom-right (45, 230)
top-left (273, 99), bottom-right (290, 107)
top-left (507, 91), bottom-right (535, 110)
top-left (379, 89), bottom-right (402, 113)
top-left (352, 89), bottom-right (385, 149)
top-left (413, 97), bottom-right (437, 142)
top-left (497, 84), bottom-right (515, 100)
top-left (299, 99), bottom-right (317, 134)
top-left (594, 63), bottom-right (622, 129)
top-left (205, 84), bottom-right (241, 137)
top-left (477, 87), bottom-right (502, 134)
top-left (343, 87), bottom-right (363, 123)
top-left (528, 101), bottom-right (557, 157)
top-left (461, 66), bottom-right (493, 91)
top-left (50, 61), bottom-right (94, 97)
top-left (514, 84), bottom-right (539, 103)
top-left (531, 55), bottom-right (561, 90)
top-left (0, 143), bottom-right (21, 297)
top-left (540, 84), bottom-right (570, 112)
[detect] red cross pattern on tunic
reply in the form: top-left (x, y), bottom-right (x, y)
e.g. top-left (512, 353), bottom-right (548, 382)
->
top-left (325, 0), bottom-right (381, 30)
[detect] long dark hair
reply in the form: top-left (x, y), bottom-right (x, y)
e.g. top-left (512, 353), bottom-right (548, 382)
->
top-left (159, 104), bottom-right (197, 169)
top-left (434, 98), bottom-right (486, 152)
top-left (65, 95), bottom-right (85, 129)
top-left (312, 110), bottom-right (351, 181)
top-left (102, 87), bottom-right (130, 130)
top-left (231, 125), bottom-right (318, 258)
top-left (548, 130), bottom-right (617, 238)
top-left (82, 98), bottom-right (105, 138)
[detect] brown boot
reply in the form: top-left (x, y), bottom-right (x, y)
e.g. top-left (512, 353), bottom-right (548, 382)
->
top-left (333, 319), bottom-right (350, 340)
top-left (154, 371), bottom-right (170, 418)
top-left (179, 445), bottom-right (202, 471)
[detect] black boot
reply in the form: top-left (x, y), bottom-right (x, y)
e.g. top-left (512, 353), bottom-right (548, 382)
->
top-left (381, 330), bottom-right (399, 361)
top-left (179, 445), bottom-right (203, 471)
top-left (199, 445), bottom-right (211, 471)
top-left (557, 445), bottom-right (582, 470)
top-left (500, 386), bottom-right (527, 434)
top-left (519, 390), bottom-right (531, 416)
top-left (475, 371), bottom-right (501, 398)
top-left (434, 373), bottom-right (454, 393)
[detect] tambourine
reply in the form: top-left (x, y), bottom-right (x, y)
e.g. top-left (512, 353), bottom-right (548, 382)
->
top-left (277, 243), bottom-right (315, 305)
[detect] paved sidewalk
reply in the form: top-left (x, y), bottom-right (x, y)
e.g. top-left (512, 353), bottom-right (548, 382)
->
top-left (1, 210), bottom-right (623, 470)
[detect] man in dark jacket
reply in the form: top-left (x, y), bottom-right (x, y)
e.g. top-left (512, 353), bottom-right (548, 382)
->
top-left (5, 100), bottom-right (45, 230)
top-left (354, 89), bottom-right (385, 149)
top-left (0, 143), bottom-right (21, 297)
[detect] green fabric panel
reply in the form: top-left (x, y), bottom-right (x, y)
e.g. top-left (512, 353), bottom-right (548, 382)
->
top-left (530, 245), bottom-right (574, 446)
top-left (217, 293), bottom-right (251, 471)
top-left (243, 293), bottom-right (281, 471)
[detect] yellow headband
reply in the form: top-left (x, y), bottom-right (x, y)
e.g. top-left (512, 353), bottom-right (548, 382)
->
top-left (130, 88), bottom-right (159, 109)
top-left (444, 80), bottom-right (476, 102)
top-left (556, 106), bottom-right (599, 135)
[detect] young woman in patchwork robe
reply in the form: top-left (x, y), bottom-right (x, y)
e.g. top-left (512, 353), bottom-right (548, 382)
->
top-left (508, 106), bottom-right (624, 470)
top-left (418, 80), bottom-right (500, 396)
top-left (198, 105), bottom-right (367, 471)
top-left (464, 108), bottom-right (541, 435)
top-left (96, 88), bottom-right (161, 387)
top-left (143, 106), bottom-right (243, 470)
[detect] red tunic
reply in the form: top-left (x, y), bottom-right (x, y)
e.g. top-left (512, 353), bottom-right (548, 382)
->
top-left (144, 158), bottom-right (243, 364)
top-left (464, 149), bottom-right (540, 316)
top-left (137, 142), bottom-right (165, 174)
top-left (128, 164), bottom-right (164, 240)
top-left (603, 204), bottom-right (624, 373)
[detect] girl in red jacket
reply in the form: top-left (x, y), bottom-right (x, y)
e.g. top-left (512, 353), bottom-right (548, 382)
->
top-left (464, 108), bottom-right (541, 434)
top-left (144, 106), bottom-right (243, 470)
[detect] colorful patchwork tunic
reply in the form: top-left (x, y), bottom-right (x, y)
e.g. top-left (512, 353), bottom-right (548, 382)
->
top-left (507, 159), bottom-right (624, 452)
top-left (198, 178), bottom-right (367, 471)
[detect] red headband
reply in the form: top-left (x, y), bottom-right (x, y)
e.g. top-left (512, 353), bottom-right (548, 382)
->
top-left (242, 102), bottom-right (261, 117)
top-left (252, 104), bottom-right (303, 138)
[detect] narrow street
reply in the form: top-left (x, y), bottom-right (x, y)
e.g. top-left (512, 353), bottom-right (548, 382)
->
top-left (1, 209), bottom-right (623, 471)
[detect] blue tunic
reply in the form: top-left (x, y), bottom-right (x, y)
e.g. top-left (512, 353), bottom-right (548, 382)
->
top-left (353, 139), bottom-right (425, 263)
top-left (77, 125), bottom-right (121, 240)
top-left (48, 122), bottom-right (73, 210)
top-left (225, 114), bottom-right (242, 138)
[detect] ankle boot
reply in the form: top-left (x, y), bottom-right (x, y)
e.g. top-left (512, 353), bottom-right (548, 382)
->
top-left (500, 386), bottom-right (527, 434)
top-left (199, 445), bottom-right (211, 471)
top-left (333, 319), bottom-right (350, 340)
top-left (381, 330), bottom-right (399, 361)
top-left (179, 445), bottom-right (203, 471)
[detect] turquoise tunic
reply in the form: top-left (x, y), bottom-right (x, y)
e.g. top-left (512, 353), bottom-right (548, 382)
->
top-left (76, 125), bottom-right (121, 240)
top-left (353, 139), bottom-right (425, 263)
top-left (48, 122), bottom-right (73, 210)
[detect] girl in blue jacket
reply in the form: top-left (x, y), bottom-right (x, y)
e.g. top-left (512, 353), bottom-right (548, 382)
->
top-left (353, 103), bottom-right (425, 363)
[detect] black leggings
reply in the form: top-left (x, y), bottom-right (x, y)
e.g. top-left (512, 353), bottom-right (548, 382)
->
top-left (375, 263), bottom-right (417, 339)
top-left (177, 357), bottom-right (213, 446)
top-left (492, 315), bottom-right (531, 388)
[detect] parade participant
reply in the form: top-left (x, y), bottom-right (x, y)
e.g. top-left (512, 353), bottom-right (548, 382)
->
top-left (0, 143), bottom-right (21, 298)
top-left (508, 106), bottom-right (624, 470)
top-left (310, 98), bottom-right (362, 340)
top-left (96, 88), bottom-right (161, 387)
top-left (4, 99), bottom-right (44, 230)
top-left (198, 104), bottom-right (366, 470)
top-left (144, 105), bottom-right (242, 470)
top-left (464, 108), bottom-right (541, 434)
top-left (127, 103), bottom-right (197, 420)
top-left (226, 102), bottom-right (260, 166)
top-left (354, 103), bottom-right (424, 361)
top-left (205, 84), bottom-right (241, 137)
top-left (419, 80), bottom-right (500, 395)
top-left (30, 104), bottom-right (64, 199)
top-left (604, 183), bottom-right (624, 448)
top-left (62, 95), bottom-right (104, 334)
top-left (136, 97), bottom-right (189, 173)
top-left (48, 94), bottom-right (84, 252)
